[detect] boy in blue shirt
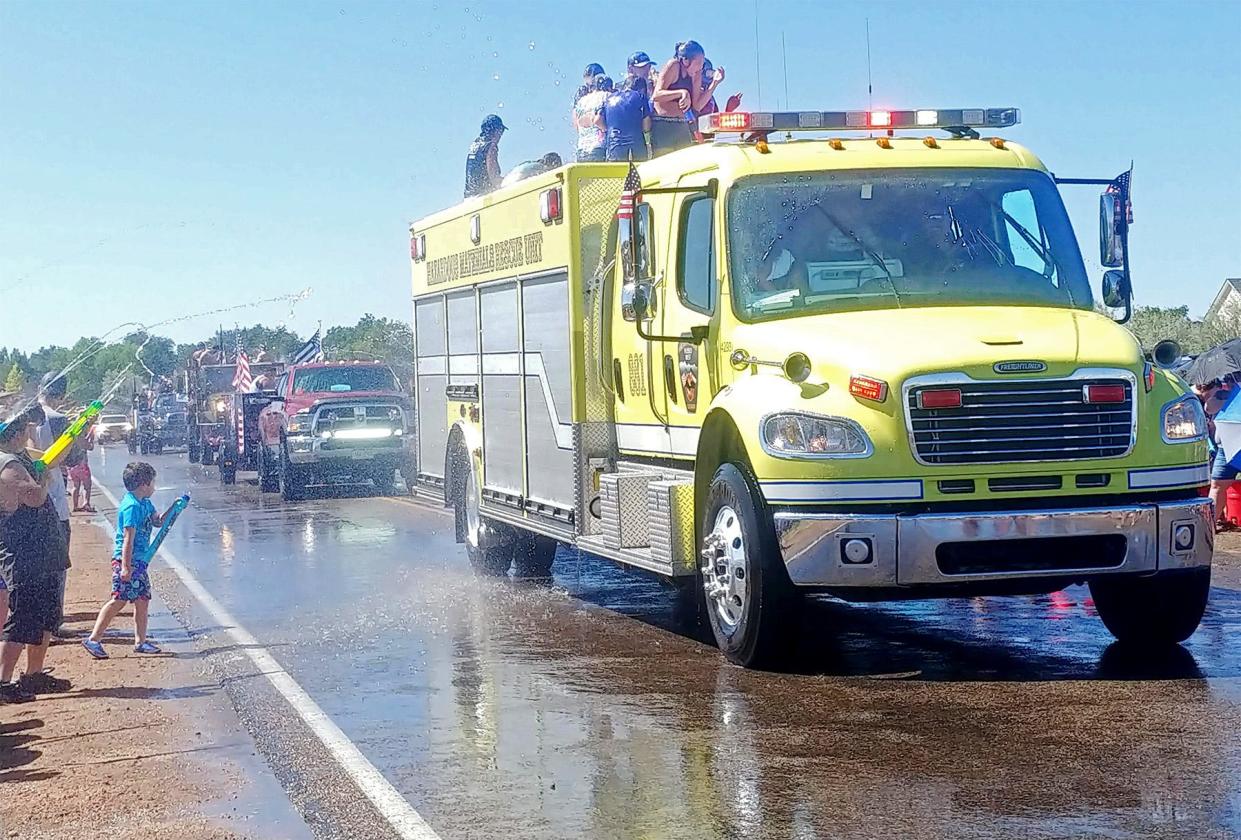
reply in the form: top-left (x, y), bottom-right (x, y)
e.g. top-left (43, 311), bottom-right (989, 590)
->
top-left (82, 462), bottom-right (169, 658)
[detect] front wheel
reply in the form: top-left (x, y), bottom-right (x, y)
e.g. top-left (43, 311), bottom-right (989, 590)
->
top-left (699, 463), bottom-right (801, 669)
top-left (371, 466), bottom-right (396, 496)
top-left (279, 447), bottom-right (306, 502)
top-left (1090, 568), bottom-right (1211, 646)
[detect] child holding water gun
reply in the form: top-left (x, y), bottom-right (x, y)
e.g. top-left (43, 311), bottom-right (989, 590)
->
top-left (82, 462), bottom-right (174, 658)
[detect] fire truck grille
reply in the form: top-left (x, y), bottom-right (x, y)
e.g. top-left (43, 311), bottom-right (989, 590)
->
top-left (314, 404), bottom-right (403, 433)
top-left (907, 378), bottom-right (1134, 465)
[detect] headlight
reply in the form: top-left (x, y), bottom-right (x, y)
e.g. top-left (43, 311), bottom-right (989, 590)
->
top-left (1162, 396), bottom-right (1206, 442)
top-left (122, 422), bottom-right (132, 432)
top-left (761, 412), bottom-right (872, 458)
top-left (214, 399), bottom-right (228, 413)
top-left (286, 411), bottom-right (312, 435)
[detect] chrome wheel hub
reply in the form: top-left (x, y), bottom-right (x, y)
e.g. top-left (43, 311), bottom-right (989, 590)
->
top-left (701, 505), bottom-right (749, 631)
top-left (465, 464), bottom-right (483, 549)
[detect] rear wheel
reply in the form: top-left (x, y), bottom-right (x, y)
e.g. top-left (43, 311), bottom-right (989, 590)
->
top-left (220, 463), bottom-right (236, 485)
top-left (700, 463), bottom-right (801, 669)
top-left (1090, 568), bottom-right (1211, 646)
top-left (187, 441), bottom-right (200, 463)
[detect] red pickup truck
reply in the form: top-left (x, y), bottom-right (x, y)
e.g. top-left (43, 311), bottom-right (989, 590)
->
top-left (256, 361), bottom-right (413, 500)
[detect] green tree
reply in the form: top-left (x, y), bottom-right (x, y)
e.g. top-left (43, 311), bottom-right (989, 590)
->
top-left (324, 315), bottom-right (413, 386)
top-left (4, 363), bottom-right (24, 393)
top-left (1124, 306), bottom-right (1204, 354)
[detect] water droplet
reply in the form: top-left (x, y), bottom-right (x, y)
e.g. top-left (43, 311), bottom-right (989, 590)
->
top-left (492, 51), bottom-right (498, 58)
top-left (486, 34), bottom-right (493, 42)
top-left (528, 41), bottom-right (536, 50)
top-left (496, 101), bottom-right (504, 108)
top-left (493, 72), bottom-right (501, 80)
top-left (554, 79), bottom-right (561, 86)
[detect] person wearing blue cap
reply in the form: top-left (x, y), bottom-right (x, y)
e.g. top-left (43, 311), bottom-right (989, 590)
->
top-left (626, 51), bottom-right (653, 89)
top-left (464, 114), bottom-right (507, 198)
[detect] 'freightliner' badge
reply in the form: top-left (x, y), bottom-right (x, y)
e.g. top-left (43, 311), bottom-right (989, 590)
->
top-left (994, 361), bottom-right (1047, 374)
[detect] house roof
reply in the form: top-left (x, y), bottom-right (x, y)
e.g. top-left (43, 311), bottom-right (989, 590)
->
top-left (1206, 278), bottom-right (1241, 321)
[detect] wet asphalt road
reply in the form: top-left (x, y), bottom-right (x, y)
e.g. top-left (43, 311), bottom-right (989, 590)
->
top-left (90, 446), bottom-right (1241, 840)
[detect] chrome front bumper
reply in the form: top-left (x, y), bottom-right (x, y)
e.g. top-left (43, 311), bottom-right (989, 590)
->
top-left (774, 498), bottom-right (1213, 587)
top-left (286, 435), bottom-right (412, 466)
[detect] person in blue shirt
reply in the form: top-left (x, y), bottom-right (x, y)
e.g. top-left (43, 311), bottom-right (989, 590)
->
top-left (603, 77), bottom-right (652, 162)
top-left (82, 462), bottom-right (171, 658)
top-left (464, 114), bottom-right (507, 198)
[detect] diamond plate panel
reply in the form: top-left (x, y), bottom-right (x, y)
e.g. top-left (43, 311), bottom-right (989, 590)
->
top-left (599, 472), bottom-right (654, 548)
top-left (648, 480), bottom-right (696, 574)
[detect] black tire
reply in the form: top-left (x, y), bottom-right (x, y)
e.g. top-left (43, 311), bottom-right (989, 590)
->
top-left (139, 440), bottom-right (149, 455)
top-left (279, 447), bottom-right (306, 502)
top-left (152, 440), bottom-right (164, 455)
top-left (1090, 568), bottom-right (1211, 646)
top-left (258, 447), bottom-right (279, 493)
top-left (202, 446), bottom-right (215, 466)
top-left (371, 466), bottom-right (396, 497)
top-left (187, 443), bottom-right (200, 463)
top-left (512, 533), bottom-right (558, 578)
top-left (699, 462), bottom-right (800, 669)
top-left (451, 444), bottom-right (514, 575)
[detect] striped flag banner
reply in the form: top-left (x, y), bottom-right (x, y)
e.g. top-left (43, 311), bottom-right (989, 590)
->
top-left (293, 328), bottom-right (324, 365)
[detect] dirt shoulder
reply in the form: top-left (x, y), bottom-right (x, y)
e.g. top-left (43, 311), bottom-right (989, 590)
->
top-left (1211, 531), bottom-right (1241, 589)
top-left (0, 512), bottom-right (309, 840)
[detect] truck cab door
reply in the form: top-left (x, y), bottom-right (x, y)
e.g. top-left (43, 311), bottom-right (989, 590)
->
top-left (655, 184), bottom-right (717, 452)
top-left (611, 201), bottom-right (673, 457)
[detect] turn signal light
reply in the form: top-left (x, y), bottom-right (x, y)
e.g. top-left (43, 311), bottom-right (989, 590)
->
top-left (1083, 384), bottom-right (1126, 404)
top-left (849, 375), bottom-right (889, 402)
top-left (918, 388), bottom-right (963, 410)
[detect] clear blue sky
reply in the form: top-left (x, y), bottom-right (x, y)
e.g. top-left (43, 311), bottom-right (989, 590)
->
top-left (2, 0), bottom-right (1239, 352)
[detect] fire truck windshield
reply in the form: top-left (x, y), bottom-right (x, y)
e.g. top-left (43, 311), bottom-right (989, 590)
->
top-left (727, 168), bottom-right (1092, 321)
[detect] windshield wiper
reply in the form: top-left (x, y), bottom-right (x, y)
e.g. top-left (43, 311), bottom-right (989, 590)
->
top-left (811, 205), bottom-right (892, 281)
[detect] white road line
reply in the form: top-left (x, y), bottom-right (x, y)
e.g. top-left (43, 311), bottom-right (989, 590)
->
top-left (94, 481), bottom-right (442, 840)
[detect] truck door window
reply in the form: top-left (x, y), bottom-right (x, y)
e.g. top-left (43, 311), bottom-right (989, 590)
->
top-left (678, 196), bottom-right (716, 313)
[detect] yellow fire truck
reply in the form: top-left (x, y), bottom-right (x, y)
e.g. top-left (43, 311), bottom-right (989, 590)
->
top-left (409, 107), bottom-right (1212, 668)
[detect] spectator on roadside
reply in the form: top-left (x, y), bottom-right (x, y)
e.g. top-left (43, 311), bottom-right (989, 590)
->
top-left (603, 77), bottom-right (652, 162)
top-left (68, 425), bottom-right (95, 514)
top-left (500, 152), bottom-right (564, 187)
top-left (0, 408), bottom-right (70, 703)
top-left (464, 114), bottom-right (507, 198)
top-left (83, 462), bottom-right (169, 659)
top-left (32, 374), bottom-right (77, 646)
top-left (574, 62), bottom-right (605, 106)
top-left (651, 41), bottom-right (724, 155)
top-left (574, 74), bottom-right (612, 162)
top-left (625, 51), bottom-right (654, 89)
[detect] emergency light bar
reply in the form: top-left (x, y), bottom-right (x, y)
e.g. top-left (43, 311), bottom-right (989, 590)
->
top-left (698, 107), bottom-right (1020, 135)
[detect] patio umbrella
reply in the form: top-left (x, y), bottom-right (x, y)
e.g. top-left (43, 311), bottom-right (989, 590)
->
top-left (1183, 338), bottom-right (1241, 386)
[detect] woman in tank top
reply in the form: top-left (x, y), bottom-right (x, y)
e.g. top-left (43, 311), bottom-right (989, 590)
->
top-left (650, 40), bottom-right (725, 156)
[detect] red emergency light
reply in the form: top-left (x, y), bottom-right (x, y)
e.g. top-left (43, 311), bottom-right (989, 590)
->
top-left (540, 187), bottom-right (562, 223)
top-left (917, 388), bottom-right (963, 410)
top-left (410, 233), bottom-right (426, 262)
top-left (849, 375), bottom-right (889, 402)
top-left (1083, 384), bottom-right (1126, 404)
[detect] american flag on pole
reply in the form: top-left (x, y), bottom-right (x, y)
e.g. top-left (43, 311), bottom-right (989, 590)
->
top-left (617, 162), bottom-right (640, 222)
top-left (292, 328), bottom-right (325, 365)
top-left (1105, 168), bottom-right (1134, 226)
top-left (232, 334), bottom-right (254, 393)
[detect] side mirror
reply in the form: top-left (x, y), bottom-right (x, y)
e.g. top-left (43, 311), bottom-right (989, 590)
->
top-left (1099, 192), bottom-right (1124, 267)
top-left (1101, 269), bottom-right (1128, 309)
top-left (621, 282), bottom-right (652, 322)
top-left (782, 352), bottom-right (812, 383)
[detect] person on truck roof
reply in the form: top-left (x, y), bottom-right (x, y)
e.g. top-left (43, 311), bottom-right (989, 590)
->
top-left (651, 40), bottom-right (723, 156)
top-left (574, 62), bottom-right (605, 106)
top-left (602, 77), bottom-right (652, 162)
top-left (464, 114), bottom-right (506, 198)
top-left (574, 74), bottom-right (612, 162)
top-left (625, 51), bottom-right (653, 88)
top-left (500, 152), bottom-right (564, 187)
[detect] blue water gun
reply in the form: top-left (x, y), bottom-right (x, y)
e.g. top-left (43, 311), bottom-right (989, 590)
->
top-left (141, 494), bottom-right (190, 565)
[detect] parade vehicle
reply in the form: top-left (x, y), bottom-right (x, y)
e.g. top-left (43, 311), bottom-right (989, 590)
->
top-left (95, 413), bottom-right (132, 445)
top-left (256, 360), bottom-right (412, 500)
top-left (408, 105), bottom-right (1214, 668)
top-left (186, 351), bottom-right (282, 465)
